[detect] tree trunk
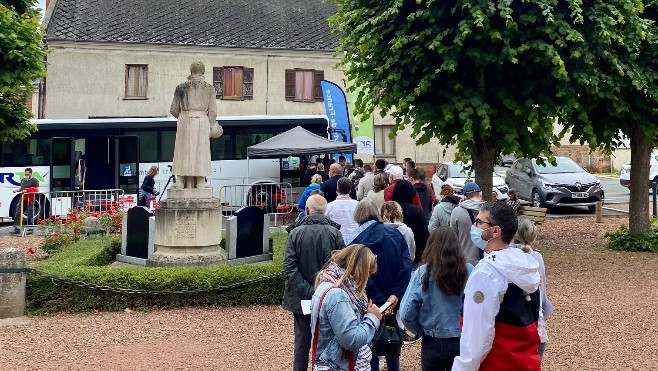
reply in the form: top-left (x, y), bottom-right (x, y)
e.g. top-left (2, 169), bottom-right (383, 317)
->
top-left (471, 133), bottom-right (498, 202)
top-left (628, 123), bottom-right (652, 233)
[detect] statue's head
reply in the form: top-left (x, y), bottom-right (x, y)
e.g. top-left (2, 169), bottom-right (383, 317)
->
top-left (190, 61), bottom-right (205, 75)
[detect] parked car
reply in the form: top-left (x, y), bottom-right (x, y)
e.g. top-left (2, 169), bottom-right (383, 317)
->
top-left (498, 153), bottom-right (517, 166)
top-left (506, 157), bottom-right (603, 212)
top-left (432, 162), bottom-right (509, 200)
top-left (619, 154), bottom-right (658, 189)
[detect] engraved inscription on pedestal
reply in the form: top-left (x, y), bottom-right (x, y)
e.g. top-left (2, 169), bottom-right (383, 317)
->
top-left (175, 214), bottom-right (196, 239)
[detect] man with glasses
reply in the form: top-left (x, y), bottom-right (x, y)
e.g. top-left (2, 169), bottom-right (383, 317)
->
top-left (450, 182), bottom-right (485, 265)
top-left (452, 201), bottom-right (541, 371)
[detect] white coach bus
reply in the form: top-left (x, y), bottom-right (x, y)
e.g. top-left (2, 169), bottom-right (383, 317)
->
top-left (0, 115), bottom-right (329, 219)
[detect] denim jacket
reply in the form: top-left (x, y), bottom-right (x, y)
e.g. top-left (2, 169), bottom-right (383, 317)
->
top-left (311, 282), bottom-right (380, 371)
top-left (399, 263), bottom-right (474, 338)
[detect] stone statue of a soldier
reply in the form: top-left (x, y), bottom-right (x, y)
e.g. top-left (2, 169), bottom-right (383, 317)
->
top-left (170, 61), bottom-right (223, 189)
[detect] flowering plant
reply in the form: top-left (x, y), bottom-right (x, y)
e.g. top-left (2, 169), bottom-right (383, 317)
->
top-left (38, 215), bottom-right (80, 254)
top-left (37, 206), bottom-right (125, 253)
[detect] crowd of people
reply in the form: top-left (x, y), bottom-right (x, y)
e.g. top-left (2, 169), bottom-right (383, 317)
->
top-left (283, 157), bottom-right (552, 371)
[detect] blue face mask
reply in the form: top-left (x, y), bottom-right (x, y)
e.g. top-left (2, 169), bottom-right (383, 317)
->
top-left (470, 225), bottom-right (489, 250)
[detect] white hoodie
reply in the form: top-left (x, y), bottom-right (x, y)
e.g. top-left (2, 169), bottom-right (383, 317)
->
top-left (452, 247), bottom-right (541, 371)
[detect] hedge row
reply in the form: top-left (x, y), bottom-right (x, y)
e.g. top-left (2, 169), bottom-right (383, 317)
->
top-left (26, 232), bottom-right (288, 314)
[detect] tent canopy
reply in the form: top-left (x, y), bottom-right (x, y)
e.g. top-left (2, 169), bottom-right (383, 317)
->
top-left (247, 126), bottom-right (357, 158)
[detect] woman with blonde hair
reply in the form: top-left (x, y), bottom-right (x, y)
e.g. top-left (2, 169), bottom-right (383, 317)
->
top-left (311, 244), bottom-right (382, 371)
top-left (139, 166), bottom-right (159, 205)
top-left (512, 217), bottom-right (554, 359)
top-left (380, 201), bottom-right (416, 262)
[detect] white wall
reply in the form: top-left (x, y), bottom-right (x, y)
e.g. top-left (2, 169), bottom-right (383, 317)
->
top-left (44, 42), bottom-right (344, 119)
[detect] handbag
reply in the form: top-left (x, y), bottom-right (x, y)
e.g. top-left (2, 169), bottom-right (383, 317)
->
top-left (311, 286), bottom-right (355, 371)
top-left (371, 315), bottom-right (403, 357)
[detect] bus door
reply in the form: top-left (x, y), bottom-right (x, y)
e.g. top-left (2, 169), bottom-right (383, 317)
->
top-left (115, 135), bottom-right (140, 197)
top-left (49, 137), bottom-right (75, 215)
top-left (50, 137), bottom-right (75, 192)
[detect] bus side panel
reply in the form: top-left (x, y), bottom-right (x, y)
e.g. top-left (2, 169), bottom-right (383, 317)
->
top-left (0, 166), bottom-right (51, 218)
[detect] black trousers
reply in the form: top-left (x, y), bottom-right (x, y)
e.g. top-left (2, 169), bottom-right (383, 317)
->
top-left (421, 335), bottom-right (460, 371)
top-left (293, 313), bottom-right (312, 371)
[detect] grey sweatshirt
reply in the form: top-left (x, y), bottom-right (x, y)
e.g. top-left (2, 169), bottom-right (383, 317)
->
top-left (450, 199), bottom-right (486, 266)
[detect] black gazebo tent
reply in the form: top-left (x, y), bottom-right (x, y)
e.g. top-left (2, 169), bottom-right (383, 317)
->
top-left (246, 126), bottom-right (357, 183)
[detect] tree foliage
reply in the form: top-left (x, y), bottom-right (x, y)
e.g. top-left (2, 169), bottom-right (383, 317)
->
top-left (560, 1), bottom-right (658, 232)
top-left (329, 0), bottom-right (654, 202)
top-left (0, 0), bottom-right (47, 141)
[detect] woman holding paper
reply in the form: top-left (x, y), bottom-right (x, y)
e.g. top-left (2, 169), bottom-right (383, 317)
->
top-left (310, 244), bottom-right (382, 371)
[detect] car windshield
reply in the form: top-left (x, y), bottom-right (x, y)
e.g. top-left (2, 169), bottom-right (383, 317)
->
top-left (533, 158), bottom-right (585, 174)
top-left (447, 164), bottom-right (499, 178)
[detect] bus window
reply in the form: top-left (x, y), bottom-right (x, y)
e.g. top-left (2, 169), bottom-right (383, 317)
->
top-left (161, 130), bottom-right (175, 162)
top-left (2, 138), bottom-right (50, 167)
top-left (235, 130), bottom-right (276, 159)
top-left (211, 134), bottom-right (233, 160)
top-left (124, 131), bottom-right (157, 162)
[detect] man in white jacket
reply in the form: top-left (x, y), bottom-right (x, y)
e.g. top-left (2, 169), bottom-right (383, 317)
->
top-left (452, 201), bottom-right (541, 371)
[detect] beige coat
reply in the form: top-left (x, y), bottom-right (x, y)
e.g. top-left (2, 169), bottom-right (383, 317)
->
top-left (170, 77), bottom-right (217, 177)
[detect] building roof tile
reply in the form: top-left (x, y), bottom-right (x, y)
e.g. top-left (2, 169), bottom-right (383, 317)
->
top-left (45, 0), bottom-right (340, 51)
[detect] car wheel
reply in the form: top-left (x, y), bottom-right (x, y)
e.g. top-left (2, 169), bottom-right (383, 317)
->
top-left (532, 189), bottom-right (546, 208)
top-left (498, 157), bottom-right (505, 167)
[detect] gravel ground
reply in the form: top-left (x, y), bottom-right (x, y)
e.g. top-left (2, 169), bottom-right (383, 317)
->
top-left (0, 235), bottom-right (47, 262)
top-left (1, 215), bottom-right (657, 370)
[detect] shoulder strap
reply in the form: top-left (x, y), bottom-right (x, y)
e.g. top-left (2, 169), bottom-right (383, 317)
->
top-left (467, 209), bottom-right (476, 224)
top-left (311, 286), bottom-right (355, 371)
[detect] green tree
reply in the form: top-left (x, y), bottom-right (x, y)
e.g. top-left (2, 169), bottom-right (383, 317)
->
top-left (0, 0), bottom-right (47, 141)
top-left (330, 0), bottom-right (590, 198)
top-left (330, 0), bottom-right (649, 201)
top-left (562, 1), bottom-right (658, 232)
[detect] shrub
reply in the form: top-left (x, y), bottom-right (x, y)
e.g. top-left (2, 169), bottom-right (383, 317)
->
top-left (605, 225), bottom-right (658, 252)
top-left (26, 232), bottom-right (288, 314)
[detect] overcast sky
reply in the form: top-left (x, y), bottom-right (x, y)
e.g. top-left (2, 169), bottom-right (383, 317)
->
top-left (37, 0), bottom-right (47, 22)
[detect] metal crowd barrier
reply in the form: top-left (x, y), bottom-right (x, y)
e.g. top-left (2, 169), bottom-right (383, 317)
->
top-left (218, 182), bottom-right (299, 223)
top-left (17, 189), bottom-right (126, 235)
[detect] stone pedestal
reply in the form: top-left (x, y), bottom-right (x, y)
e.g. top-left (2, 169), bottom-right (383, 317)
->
top-left (148, 188), bottom-right (226, 266)
top-left (0, 248), bottom-right (26, 319)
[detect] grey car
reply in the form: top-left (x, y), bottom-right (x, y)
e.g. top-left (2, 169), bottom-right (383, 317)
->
top-left (506, 157), bottom-right (604, 212)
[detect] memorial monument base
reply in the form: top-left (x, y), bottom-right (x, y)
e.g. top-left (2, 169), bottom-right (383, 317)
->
top-left (147, 188), bottom-right (226, 267)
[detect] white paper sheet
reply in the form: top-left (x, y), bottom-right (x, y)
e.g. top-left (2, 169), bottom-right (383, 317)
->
top-left (301, 300), bottom-right (312, 315)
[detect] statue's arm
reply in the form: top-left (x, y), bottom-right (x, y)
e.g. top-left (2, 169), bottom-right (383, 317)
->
top-left (207, 86), bottom-right (217, 124)
top-left (170, 86), bottom-right (182, 118)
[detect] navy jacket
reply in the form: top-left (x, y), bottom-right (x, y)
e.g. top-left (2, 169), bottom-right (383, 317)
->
top-left (320, 175), bottom-right (356, 203)
top-left (350, 222), bottom-right (413, 306)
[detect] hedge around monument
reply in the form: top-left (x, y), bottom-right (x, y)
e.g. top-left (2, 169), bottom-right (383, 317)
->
top-left (26, 232), bottom-right (287, 314)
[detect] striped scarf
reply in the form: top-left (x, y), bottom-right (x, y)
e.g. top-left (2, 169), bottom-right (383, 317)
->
top-left (317, 262), bottom-right (367, 315)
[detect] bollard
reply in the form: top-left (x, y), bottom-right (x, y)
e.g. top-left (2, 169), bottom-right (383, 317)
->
top-left (595, 201), bottom-right (603, 223)
top-left (0, 248), bottom-right (27, 319)
top-left (651, 181), bottom-right (658, 218)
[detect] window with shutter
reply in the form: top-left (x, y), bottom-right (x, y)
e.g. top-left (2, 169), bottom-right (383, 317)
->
top-left (223, 67), bottom-right (244, 99)
top-left (285, 69), bottom-right (295, 101)
top-left (125, 64), bottom-right (148, 99)
top-left (213, 67), bottom-right (224, 99)
top-left (313, 70), bottom-right (324, 101)
top-left (243, 68), bottom-right (254, 100)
